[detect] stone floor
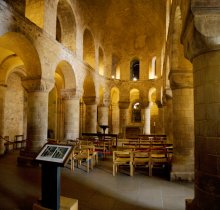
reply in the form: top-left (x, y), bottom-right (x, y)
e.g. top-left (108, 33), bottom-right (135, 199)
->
top-left (0, 150), bottom-right (194, 210)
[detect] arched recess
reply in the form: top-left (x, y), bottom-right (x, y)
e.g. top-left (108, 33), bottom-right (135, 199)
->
top-left (129, 89), bottom-right (141, 123)
top-left (25, 0), bottom-right (44, 28)
top-left (110, 87), bottom-right (119, 134)
top-left (0, 32), bottom-right (41, 142)
top-left (82, 74), bottom-right (96, 133)
top-left (49, 60), bottom-right (77, 140)
top-left (0, 55), bottom-right (28, 140)
top-left (130, 59), bottom-right (140, 81)
top-left (83, 75), bottom-right (96, 99)
top-left (148, 87), bottom-right (159, 133)
top-left (83, 29), bottom-right (96, 69)
top-left (99, 47), bottom-right (104, 76)
top-left (56, 0), bottom-right (76, 52)
top-left (0, 32), bottom-right (42, 78)
top-left (171, 6), bottom-right (191, 70)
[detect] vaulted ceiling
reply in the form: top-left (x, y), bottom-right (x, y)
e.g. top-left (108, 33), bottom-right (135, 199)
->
top-left (77, 0), bottom-right (166, 59)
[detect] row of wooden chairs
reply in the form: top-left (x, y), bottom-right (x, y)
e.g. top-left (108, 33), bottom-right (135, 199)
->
top-left (113, 146), bottom-right (172, 177)
top-left (1, 135), bottom-right (26, 152)
top-left (68, 140), bottom-right (99, 173)
top-left (46, 138), bottom-right (98, 173)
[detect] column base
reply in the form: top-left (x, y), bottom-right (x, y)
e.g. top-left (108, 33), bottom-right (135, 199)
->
top-left (186, 199), bottom-right (200, 210)
top-left (170, 171), bottom-right (194, 181)
top-left (33, 196), bottom-right (78, 210)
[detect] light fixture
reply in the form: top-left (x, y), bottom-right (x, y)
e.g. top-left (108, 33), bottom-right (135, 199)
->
top-left (133, 77), bottom-right (137, 81)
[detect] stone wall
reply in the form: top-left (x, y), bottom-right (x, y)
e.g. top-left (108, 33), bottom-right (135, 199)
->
top-left (4, 73), bottom-right (26, 140)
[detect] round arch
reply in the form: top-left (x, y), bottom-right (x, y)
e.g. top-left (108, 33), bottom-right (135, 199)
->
top-left (148, 87), bottom-right (157, 102)
top-left (0, 32), bottom-right (42, 78)
top-left (111, 87), bottom-right (119, 105)
top-left (83, 29), bottom-right (96, 69)
top-left (55, 60), bottom-right (76, 89)
top-left (56, 0), bottom-right (76, 52)
top-left (83, 74), bottom-right (96, 98)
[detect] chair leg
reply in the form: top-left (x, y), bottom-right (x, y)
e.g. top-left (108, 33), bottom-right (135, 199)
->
top-left (70, 158), bottom-right (73, 171)
top-left (130, 163), bottom-right (134, 176)
top-left (113, 164), bottom-right (116, 176)
top-left (149, 163), bottom-right (152, 176)
top-left (86, 159), bottom-right (89, 173)
top-left (90, 158), bottom-right (93, 170)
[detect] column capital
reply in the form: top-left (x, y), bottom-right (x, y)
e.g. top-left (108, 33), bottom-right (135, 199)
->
top-left (118, 101), bottom-right (130, 109)
top-left (0, 84), bottom-right (7, 90)
top-left (169, 70), bottom-right (193, 90)
top-left (60, 88), bottom-right (81, 100)
top-left (181, 5), bottom-right (220, 61)
top-left (22, 78), bottom-right (54, 93)
top-left (83, 96), bottom-right (98, 105)
top-left (162, 88), bottom-right (172, 106)
top-left (140, 101), bottom-right (150, 109)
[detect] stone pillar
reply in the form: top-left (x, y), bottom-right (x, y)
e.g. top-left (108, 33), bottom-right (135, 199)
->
top-left (181, 3), bottom-right (220, 209)
top-left (119, 101), bottom-right (130, 138)
top-left (0, 84), bottom-right (6, 136)
top-left (83, 96), bottom-right (97, 133)
top-left (142, 104), bottom-right (151, 134)
top-left (170, 70), bottom-right (194, 181)
top-left (98, 105), bottom-right (109, 133)
top-left (162, 90), bottom-right (174, 144)
top-left (61, 89), bottom-right (80, 140)
top-left (22, 79), bottom-right (53, 152)
top-left (111, 103), bottom-right (119, 134)
top-left (0, 84), bottom-right (6, 155)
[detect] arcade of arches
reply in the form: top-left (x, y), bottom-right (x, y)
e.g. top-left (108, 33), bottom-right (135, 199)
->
top-left (0, 0), bottom-right (220, 209)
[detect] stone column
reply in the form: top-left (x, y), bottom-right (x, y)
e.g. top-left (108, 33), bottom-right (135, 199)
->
top-left (111, 103), bottom-right (119, 134)
top-left (170, 70), bottom-right (194, 181)
top-left (22, 79), bottom-right (53, 152)
top-left (142, 104), bottom-right (151, 134)
top-left (0, 84), bottom-right (6, 136)
top-left (182, 4), bottom-right (220, 209)
top-left (0, 84), bottom-right (6, 154)
top-left (98, 105), bottom-right (109, 133)
top-left (61, 89), bottom-right (80, 140)
top-left (119, 101), bottom-right (130, 138)
top-left (83, 96), bottom-right (97, 133)
top-left (162, 90), bottom-right (174, 144)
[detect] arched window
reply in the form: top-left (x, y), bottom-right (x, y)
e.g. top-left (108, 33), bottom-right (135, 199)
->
top-left (130, 59), bottom-right (140, 81)
top-left (149, 56), bottom-right (157, 79)
top-left (152, 56), bottom-right (157, 78)
top-left (132, 102), bottom-right (141, 122)
top-left (112, 54), bottom-right (120, 79)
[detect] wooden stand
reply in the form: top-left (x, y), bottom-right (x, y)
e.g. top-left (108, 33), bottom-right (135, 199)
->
top-left (41, 163), bottom-right (60, 210)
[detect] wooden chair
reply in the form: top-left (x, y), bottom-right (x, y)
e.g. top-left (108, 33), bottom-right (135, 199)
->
top-left (73, 146), bottom-right (93, 173)
top-left (80, 144), bottom-right (98, 166)
top-left (133, 149), bottom-right (151, 175)
top-left (113, 151), bottom-right (133, 176)
top-left (14, 135), bottom-right (26, 149)
top-left (3, 136), bottom-right (14, 152)
top-left (150, 146), bottom-right (170, 176)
